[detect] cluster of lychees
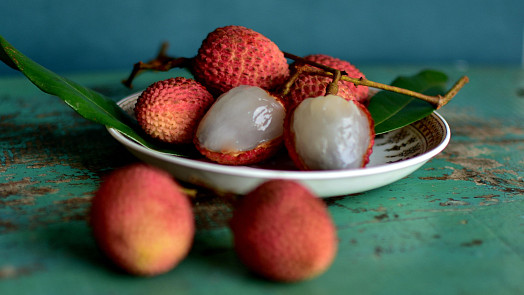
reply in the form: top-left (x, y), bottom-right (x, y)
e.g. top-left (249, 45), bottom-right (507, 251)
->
top-left (133, 25), bottom-right (375, 171)
top-left (90, 25), bottom-right (469, 283)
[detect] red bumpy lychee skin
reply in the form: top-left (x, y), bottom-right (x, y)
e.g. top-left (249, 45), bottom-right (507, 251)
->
top-left (194, 137), bottom-right (283, 166)
top-left (230, 180), bottom-right (338, 282)
top-left (286, 73), bottom-right (358, 109)
top-left (192, 25), bottom-right (290, 95)
top-left (285, 54), bottom-right (369, 108)
top-left (305, 54), bottom-right (369, 102)
top-left (134, 77), bottom-right (214, 144)
top-left (90, 164), bottom-right (195, 276)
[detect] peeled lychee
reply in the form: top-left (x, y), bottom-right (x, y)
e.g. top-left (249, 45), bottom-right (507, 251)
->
top-left (285, 54), bottom-right (369, 108)
top-left (194, 85), bottom-right (286, 165)
top-left (193, 25), bottom-right (290, 95)
top-left (90, 164), bottom-right (194, 276)
top-left (284, 94), bottom-right (375, 170)
top-left (230, 180), bottom-right (337, 282)
top-left (134, 77), bottom-right (214, 144)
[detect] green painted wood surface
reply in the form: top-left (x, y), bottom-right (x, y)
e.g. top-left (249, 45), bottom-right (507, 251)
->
top-left (0, 66), bottom-right (523, 294)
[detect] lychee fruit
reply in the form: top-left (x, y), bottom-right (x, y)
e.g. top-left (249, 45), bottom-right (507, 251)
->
top-left (230, 179), bottom-right (337, 282)
top-left (285, 54), bottom-right (369, 108)
top-left (194, 85), bottom-right (286, 165)
top-left (90, 164), bottom-right (194, 276)
top-left (284, 94), bottom-right (375, 170)
top-left (134, 77), bottom-right (215, 144)
top-left (192, 25), bottom-right (290, 95)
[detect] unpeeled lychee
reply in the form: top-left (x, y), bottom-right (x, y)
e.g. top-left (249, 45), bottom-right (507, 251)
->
top-left (284, 94), bottom-right (374, 170)
top-left (194, 85), bottom-right (286, 165)
top-left (90, 164), bottom-right (194, 276)
top-left (230, 180), bottom-right (337, 282)
top-left (285, 54), bottom-right (369, 108)
top-left (134, 77), bottom-right (214, 144)
top-left (193, 25), bottom-right (290, 95)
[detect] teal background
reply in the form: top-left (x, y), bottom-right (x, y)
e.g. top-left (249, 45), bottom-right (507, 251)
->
top-left (1, 0), bottom-right (523, 76)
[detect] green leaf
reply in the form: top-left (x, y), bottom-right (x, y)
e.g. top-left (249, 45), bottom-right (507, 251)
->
top-left (0, 35), bottom-right (199, 158)
top-left (368, 70), bottom-right (448, 134)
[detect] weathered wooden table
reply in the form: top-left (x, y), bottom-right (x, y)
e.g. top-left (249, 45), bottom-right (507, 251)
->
top-left (1, 65), bottom-right (523, 294)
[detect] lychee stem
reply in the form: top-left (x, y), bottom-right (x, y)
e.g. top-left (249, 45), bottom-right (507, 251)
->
top-left (326, 70), bottom-right (342, 96)
top-left (283, 52), bottom-right (469, 109)
top-left (342, 73), bottom-right (469, 109)
top-left (280, 65), bottom-right (306, 96)
top-left (437, 76), bottom-right (470, 108)
top-left (122, 42), bottom-right (192, 88)
top-left (283, 52), bottom-right (348, 76)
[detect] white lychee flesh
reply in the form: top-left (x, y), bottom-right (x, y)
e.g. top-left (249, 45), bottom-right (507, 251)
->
top-left (291, 95), bottom-right (372, 170)
top-left (195, 85), bottom-right (285, 153)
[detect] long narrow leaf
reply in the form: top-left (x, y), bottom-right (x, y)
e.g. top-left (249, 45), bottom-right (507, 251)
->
top-left (0, 35), bottom-right (199, 157)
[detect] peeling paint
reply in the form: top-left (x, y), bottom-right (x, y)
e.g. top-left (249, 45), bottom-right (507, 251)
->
top-left (460, 239), bottom-right (483, 247)
top-left (418, 133), bottom-right (523, 195)
top-left (439, 198), bottom-right (470, 206)
top-left (0, 263), bottom-right (44, 279)
top-left (474, 195), bottom-right (500, 206)
top-left (191, 190), bottom-right (236, 230)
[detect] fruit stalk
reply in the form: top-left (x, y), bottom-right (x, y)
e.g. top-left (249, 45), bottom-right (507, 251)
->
top-left (283, 52), bottom-right (469, 109)
top-left (122, 42), bottom-right (192, 88)
top-left (437, 76), bottom-right (470, 108)
top-left (325, 70), bottom-right (342, 96)
top-left (342, 72), bottom-right (469, 109)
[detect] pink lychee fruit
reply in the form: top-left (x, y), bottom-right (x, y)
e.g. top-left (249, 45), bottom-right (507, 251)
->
top-left (192, 25), bottom-right (290, 95)
top-left (230, 179), bottom-right (337, 282)
top-left (194, 85), bottom-right (286, 165)
top-left (284, 94), bottom-right (375, 170)
top-left (285, 54), bottom-right (369, 108)
top-left (134, 77), bottom-right (214, 144)
top-left (90, 164), bottom-right (195, 276)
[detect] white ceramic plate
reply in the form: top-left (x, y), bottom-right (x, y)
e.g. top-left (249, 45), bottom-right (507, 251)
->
top-left (107, 93), bottom-right (450, 198)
